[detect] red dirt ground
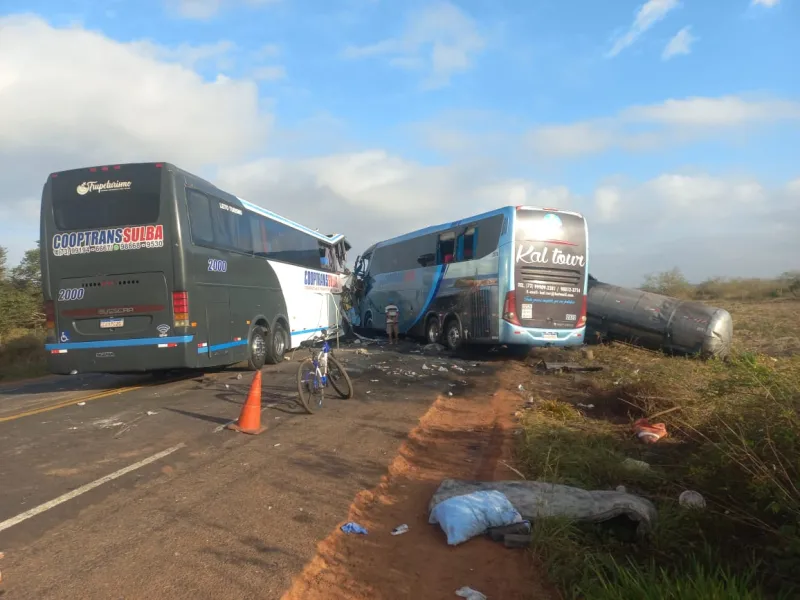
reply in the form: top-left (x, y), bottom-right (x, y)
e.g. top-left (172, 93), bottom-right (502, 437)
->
top-left (281, 365), bottom-right (556, 600)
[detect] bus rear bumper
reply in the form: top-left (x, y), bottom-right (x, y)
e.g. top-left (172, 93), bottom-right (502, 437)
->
top-left (499, 322), bottom-right (585, 347)
top-left (44, 336), bottom-right (194, 374)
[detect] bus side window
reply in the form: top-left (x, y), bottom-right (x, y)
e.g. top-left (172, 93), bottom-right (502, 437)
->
top-left (186, 190), bottom-right (214, 246)
top-left (319, 243), bottom-right (335, 272)
top-left (462, 227), bottom-right (476, 261)
top-left (437, 232), bottom-right (456, 265)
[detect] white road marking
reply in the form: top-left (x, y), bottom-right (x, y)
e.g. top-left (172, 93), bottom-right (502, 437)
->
top-left (0, 443), bottom-right (185, 534)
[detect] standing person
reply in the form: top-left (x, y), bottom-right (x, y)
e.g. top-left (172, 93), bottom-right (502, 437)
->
top-left (385, 300), bottom-right (400, 345)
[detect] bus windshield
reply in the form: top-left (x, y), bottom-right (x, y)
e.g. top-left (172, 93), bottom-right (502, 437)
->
top-left (513, 208), bottom-right (588, 330)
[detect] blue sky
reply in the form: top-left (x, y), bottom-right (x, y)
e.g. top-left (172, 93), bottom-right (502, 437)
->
top-left (0, 0), bottom-right (797, 284)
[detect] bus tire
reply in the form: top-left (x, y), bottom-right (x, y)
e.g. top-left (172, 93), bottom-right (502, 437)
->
top-left (444, 318), bottom-right (462, 351)
top-left (264, 322), bottom-right (289, 365)
top-left (248, 326), bottom-right (268, 371)
top-left (425, 315), bottom-right (441, 344)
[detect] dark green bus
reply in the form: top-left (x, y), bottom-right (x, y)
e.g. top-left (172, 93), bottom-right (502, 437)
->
top-left (41, 162), bottom-right (350, 375)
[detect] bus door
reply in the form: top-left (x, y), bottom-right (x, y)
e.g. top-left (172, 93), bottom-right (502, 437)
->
top-left (44, 164), bottom-right (177, 351)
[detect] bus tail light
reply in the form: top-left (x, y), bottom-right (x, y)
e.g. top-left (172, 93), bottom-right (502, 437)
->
top-left (45, 300), bottom-right (56, 338)
top-left (172, 291), bottom-right (189, 327)
top-left (576, 295), bottom-right (587, 328)
top-left (502, 291), bottom-right (521, 326)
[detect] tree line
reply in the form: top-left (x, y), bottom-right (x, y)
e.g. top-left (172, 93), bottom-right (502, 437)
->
top-left (0, 243), bottom-right (44, 342)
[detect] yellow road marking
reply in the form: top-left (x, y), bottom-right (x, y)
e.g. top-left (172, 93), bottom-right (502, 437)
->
top-left (0, 375), bottom-right (190, 423)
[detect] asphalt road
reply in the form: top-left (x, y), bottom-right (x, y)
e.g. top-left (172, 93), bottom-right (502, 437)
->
top-left (0, 342), bottom-right (485, 599)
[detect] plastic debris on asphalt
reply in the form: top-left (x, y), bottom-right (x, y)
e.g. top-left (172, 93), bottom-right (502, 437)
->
top-left (391, 524), bottom-right (409, 536)
top-left (341, 522), bottom-right (368, 535)
top-left (455, 586), bottom-right (487, 600)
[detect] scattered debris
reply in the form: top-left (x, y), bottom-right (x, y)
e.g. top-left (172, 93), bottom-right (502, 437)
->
top-left (430, 479), bottom-right (658, 536)
top-left (679, 490), bottom-right (706, 510)
top-left (391, 524), bottom-right (409, 536)
top-left (447, 391), bottom-right (453, 396)
top-left (355, 348), bottom-right (369, 355)
top-left (616, 485), bottom-right (627, 493)
top-left (487, 520), bottom-right (532, 542)
top-left (429, 490), bottom-right (523, 546)
top-left (341, 522), bottom-right (368, 535)
top-left (633, 418), bottom-right (668, 444)
top-left (422, 343), bottom-right (445, 354)
top-left (576, 402), bottom-right (595, 409)
top-left (438, 366), bottom-right (448, 372)
top-left (455, 587), bottom-right (487, 600)
top-left (77, 402), bottom-right (86, 406)
top-left (451, 365), bottom-right (466, 373)
top-left (70, 370), bottom-right (78, 375)
top-left (422, 364), bottom-right (430, 370)
top-left (273, 443), bottom-right (281, 447)
top-left (582, 349), bottom-right (595, 360)
top-left (535, 361), bottom-right (604, 374)
top-left (517, 384), bottom-right (525, 391)
top-left (237, 373), bottom-right (243, 380)
top-left (146, 411), bottom-right (158, 416)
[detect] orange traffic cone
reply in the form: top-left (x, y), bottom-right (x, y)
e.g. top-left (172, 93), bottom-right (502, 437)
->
top-left (227, 370), bottom-right (267, 435)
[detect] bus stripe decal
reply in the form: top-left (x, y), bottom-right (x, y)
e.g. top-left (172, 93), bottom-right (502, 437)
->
top-left (290, 326), bottom-right (327, 336)
top-left (406, 265), bottom-right (446, 331)
top-left (198, 339), bottom-right (248, 354)
top-left (45, 336), bottom-right (194, 351)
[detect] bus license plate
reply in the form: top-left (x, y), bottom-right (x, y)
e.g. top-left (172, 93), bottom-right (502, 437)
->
top-left (100, 318), bottom-right (124, 329)
top-left (542, 331), bottom-right (557, 340)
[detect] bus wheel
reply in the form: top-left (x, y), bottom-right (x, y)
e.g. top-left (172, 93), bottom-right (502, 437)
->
top-left (248, 326), bottom-right (268, 370)
top-left (265, 322), bottom-right (288, 365)
top-left (425, 316), bottom-right (441, 344)
top-left (444, 318), bottom-right (462, 351)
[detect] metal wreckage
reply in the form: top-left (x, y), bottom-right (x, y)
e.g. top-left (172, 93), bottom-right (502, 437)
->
top-left (338, 262), bottom-right (733, 360)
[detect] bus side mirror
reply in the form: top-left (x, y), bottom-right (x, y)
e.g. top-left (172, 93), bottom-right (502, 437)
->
top-left (417, 253), bottom-right (435, 267)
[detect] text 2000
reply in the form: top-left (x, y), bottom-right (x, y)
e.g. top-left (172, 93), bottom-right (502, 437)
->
top-left (208, 259), bottom-right (228, 272)
top-left (58, 287), bottom-right (85, 301)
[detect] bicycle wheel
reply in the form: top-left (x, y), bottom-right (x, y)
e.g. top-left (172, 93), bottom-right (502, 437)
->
top-left (328, 355), bottom-right (354, 399)
top-left (296, 358), bottom-right (321, 414)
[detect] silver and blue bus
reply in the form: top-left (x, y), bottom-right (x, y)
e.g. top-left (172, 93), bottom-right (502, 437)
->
top-left (352, 206), bottom-right (589, 351)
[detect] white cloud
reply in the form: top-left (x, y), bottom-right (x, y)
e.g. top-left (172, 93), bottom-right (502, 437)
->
top-left (216, 152), bottom-right (573, 253)
top-left (130, 39), bottom-right (237, 69)
top-left (0, 14), bottom-right (272, 262)
top-left (342, 1), bottom-right (485, 89)
top-left (526, 95), bottom-right (800, 158)
top-left (752, 0), bottom-right (780, 7)
top-left (586, 173), bottom-right (799, 284)
top-left (252, 65), bottom-right (286, 81)
top-left (662, 25), bottom-right (696, 60)
top-left (167, 0), bottom-right (281, 20)
top-left (607, 0), bottom-right (680, 58)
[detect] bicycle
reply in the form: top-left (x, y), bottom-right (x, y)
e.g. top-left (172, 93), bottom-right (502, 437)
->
top-left (295, 329), bottom-right (354, 414)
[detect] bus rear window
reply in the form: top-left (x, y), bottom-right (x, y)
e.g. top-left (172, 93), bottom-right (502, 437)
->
top-left (51, 166), bottom-right (161, 231)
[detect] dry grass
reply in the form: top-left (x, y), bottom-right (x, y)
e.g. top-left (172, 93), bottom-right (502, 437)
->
top-left (516, 299), bottom-right (800, 599)
top-left (0, 329), bottom-right (47, 383)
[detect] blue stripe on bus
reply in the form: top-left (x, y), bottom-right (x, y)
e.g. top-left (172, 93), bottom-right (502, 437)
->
top-left (197, 339), bottom-right (248, 354)
top-left (45, 335), bottom-right (194, 351)
top-left (406, 265), bottom-right (446, 331)
top-left (291, 326), bottom-right (327, 336)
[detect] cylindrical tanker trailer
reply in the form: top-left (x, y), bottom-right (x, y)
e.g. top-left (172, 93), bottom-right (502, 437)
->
top-left (585, 275), bottom-right (733, 359)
